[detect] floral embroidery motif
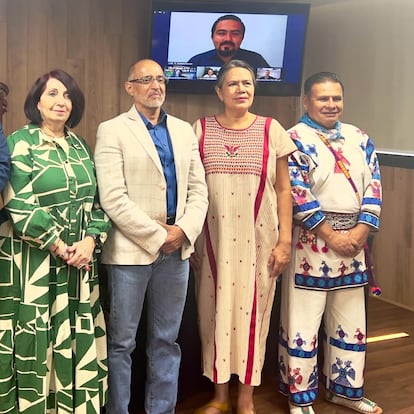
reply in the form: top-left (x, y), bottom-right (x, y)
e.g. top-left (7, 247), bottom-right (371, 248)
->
top-left (300, 257), bottom-right (312, 275)
top-left (354, 328), bottom-right (365, 345)
top-left (288, 366), bottom-right (303, 393)
top-left (336, 325), bottom-right (348, 341)
top-left (338, 261), bottom-right (348, 275)
top-left (224, 144), bottom-right (241, 157)
top-left (293, 333), bottom-right (306, 350)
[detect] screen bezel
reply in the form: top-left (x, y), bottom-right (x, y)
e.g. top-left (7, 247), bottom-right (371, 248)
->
top-left (150, 0), bottom-right (310, 96)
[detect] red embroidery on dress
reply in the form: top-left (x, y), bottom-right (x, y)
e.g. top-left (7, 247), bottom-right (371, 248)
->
top-left (224, 144), bottom-right (241, 157)
top-left (201, 116), bottom-right (266, 176)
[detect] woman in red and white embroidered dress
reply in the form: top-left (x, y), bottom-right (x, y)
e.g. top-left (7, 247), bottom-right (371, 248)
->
top-left (192, 60), bottom-right (296, 414)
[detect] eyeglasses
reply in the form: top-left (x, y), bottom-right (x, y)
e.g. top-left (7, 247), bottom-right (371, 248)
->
top-left (128, 75), bottom-right (168, 85)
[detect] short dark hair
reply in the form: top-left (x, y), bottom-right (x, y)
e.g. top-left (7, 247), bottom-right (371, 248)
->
top-left (24, 69), bottom-right (85, 128)
top-left (211, 15), bottom-right (245, 37)
top-left (303, 71), bottom-right (344, 96)
top-left (216, 59), bottom-right (256, 89)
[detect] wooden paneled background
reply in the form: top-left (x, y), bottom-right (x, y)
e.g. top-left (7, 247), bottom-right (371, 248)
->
top-left (0, 0), bottom-right (298, 149)
top-left (0, 0), bottom-right (412, 311)
top-left (373, 165), bottom-right (414, 311)
top-left (0, 0), bottom-right (152, 147)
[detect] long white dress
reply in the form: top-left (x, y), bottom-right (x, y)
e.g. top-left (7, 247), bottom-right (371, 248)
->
top-left (193, 115), bottom-right (296, 386)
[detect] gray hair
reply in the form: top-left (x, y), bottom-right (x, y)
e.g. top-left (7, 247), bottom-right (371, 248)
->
top-left (216, 59), bottom-right (256, 89)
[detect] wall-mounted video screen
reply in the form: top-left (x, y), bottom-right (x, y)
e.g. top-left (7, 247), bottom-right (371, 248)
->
top-left (150, 1), bottom-right (310, 96)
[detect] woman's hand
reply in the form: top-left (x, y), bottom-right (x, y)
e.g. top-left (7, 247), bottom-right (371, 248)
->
top-left (65, 237), bottom-right (96, 270)
top-left (268, 241), bottom-right (291, 278)
top-left (49, 238), bottom-right (69, 260)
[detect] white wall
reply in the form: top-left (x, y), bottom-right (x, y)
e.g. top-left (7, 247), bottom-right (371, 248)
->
top-left (303, 0), bottom-right (414, 152)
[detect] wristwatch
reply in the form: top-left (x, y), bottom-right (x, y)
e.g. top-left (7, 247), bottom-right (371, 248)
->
top-left (86, 233), bottom-right (102, 248)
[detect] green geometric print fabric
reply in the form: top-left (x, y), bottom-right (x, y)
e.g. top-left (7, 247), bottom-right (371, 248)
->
top-left (0, 125), bottom-right (111, 413)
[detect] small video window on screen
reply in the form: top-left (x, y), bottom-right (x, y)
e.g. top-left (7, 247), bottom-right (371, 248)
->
top-left (256, 67), bottom-right (283, 81)
top-left (196, 66), bottom-right (221, 80)
top-left (166, 12), bottom-right (287, 72)
top-left (164, 64), bottom-right (197, 80)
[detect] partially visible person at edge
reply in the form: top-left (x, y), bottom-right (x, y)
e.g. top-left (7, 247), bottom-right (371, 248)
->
top-left (0, 81), bottom-right (9, 117)
top-left (0, 69), bottom-right (111, 413)
top-left (0, 122), bottom-right (10, 192)
top-left (191, 59), bottom-right (296, 414)
top-left (278, 71), bottom-right (383, 414)
top-left (0, 82), bottom-right (11, 218)
top-left (94, 58), bottom-right (208, 414)
top-left (188, 15), bottom-right (270, 68)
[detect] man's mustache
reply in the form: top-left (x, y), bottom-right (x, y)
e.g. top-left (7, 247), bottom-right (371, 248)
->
top-left (219, 41), bottom-right (235, 48)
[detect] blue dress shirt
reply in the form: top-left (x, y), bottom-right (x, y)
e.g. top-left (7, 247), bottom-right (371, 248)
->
top-left (139, 111), bottom-right (177, 218)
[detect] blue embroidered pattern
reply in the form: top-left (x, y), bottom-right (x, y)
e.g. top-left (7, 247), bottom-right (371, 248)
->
top-left (286, 387), bottom-right (318, 406)
top-left (358, 211), bottom-right (380, 229)
top-left (293, 201), bottom-right (320, 215)
top-left (330, 337), bottom-right (366, 352)
top-left (329, 381), bottom-right (364, 400)
top-left (295, 271), bottom-right (368, 290)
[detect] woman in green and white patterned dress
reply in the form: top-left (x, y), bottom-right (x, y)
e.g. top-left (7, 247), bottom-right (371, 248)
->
top-left (0, 70), bottom-right (111, 413)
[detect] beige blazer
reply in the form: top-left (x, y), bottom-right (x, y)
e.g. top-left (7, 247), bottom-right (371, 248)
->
top-left (94, 105), bottom-right (208, 265)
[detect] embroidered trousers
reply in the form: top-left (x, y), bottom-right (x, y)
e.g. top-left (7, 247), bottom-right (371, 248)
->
top-left (278, 272), bottom-right (367, 406)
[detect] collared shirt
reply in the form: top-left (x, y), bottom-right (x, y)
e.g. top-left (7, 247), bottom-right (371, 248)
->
top-left (300, 113), bottom-right (344, 141)
top-left (188, 48), bottom-right (270, 68)
top-left (287, 121), bottom-right (381, 231)
top-left (139, 111), bottom-right (177, 217)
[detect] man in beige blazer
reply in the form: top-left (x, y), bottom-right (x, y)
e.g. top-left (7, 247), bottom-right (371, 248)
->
top-left (94, 59), bottom-right (208, 414)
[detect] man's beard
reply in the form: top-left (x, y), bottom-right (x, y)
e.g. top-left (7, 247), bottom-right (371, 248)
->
top-left (218, 43), bottom-right (236, 57)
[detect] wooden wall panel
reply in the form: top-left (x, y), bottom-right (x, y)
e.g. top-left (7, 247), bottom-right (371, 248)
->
top-left (372, 166), bottom-right (414, 311)
top-left (1, 0), bottom-right (143, 145)
top-left (0, 0), bottom-right (298, 148)
top-left (0, 1), bottom-right (7, 84)
top-left (67, 0), bottom-right (89, 61)
top-left (27, 0), bottom-right (48, 81)
top-left (84, 0), bottom-right (106, 140)
top-left (7, 0), bottom-right (29, 133)
top-left (1, 0), bottom-right (412, 312)
top-left (164, 94), bottom-right (299, 129)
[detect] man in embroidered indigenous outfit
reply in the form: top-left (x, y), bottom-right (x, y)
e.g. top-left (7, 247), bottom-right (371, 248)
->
top-left (192, 60), bottom-right (296, 414)
top-left (0, 70), bottom-right (110, 413)
top-left (278, 72), bottom-right (383, 414)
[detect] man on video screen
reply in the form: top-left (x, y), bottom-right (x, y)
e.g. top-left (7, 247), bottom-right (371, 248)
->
top-left (188, 14), bottom-right (270, 68)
